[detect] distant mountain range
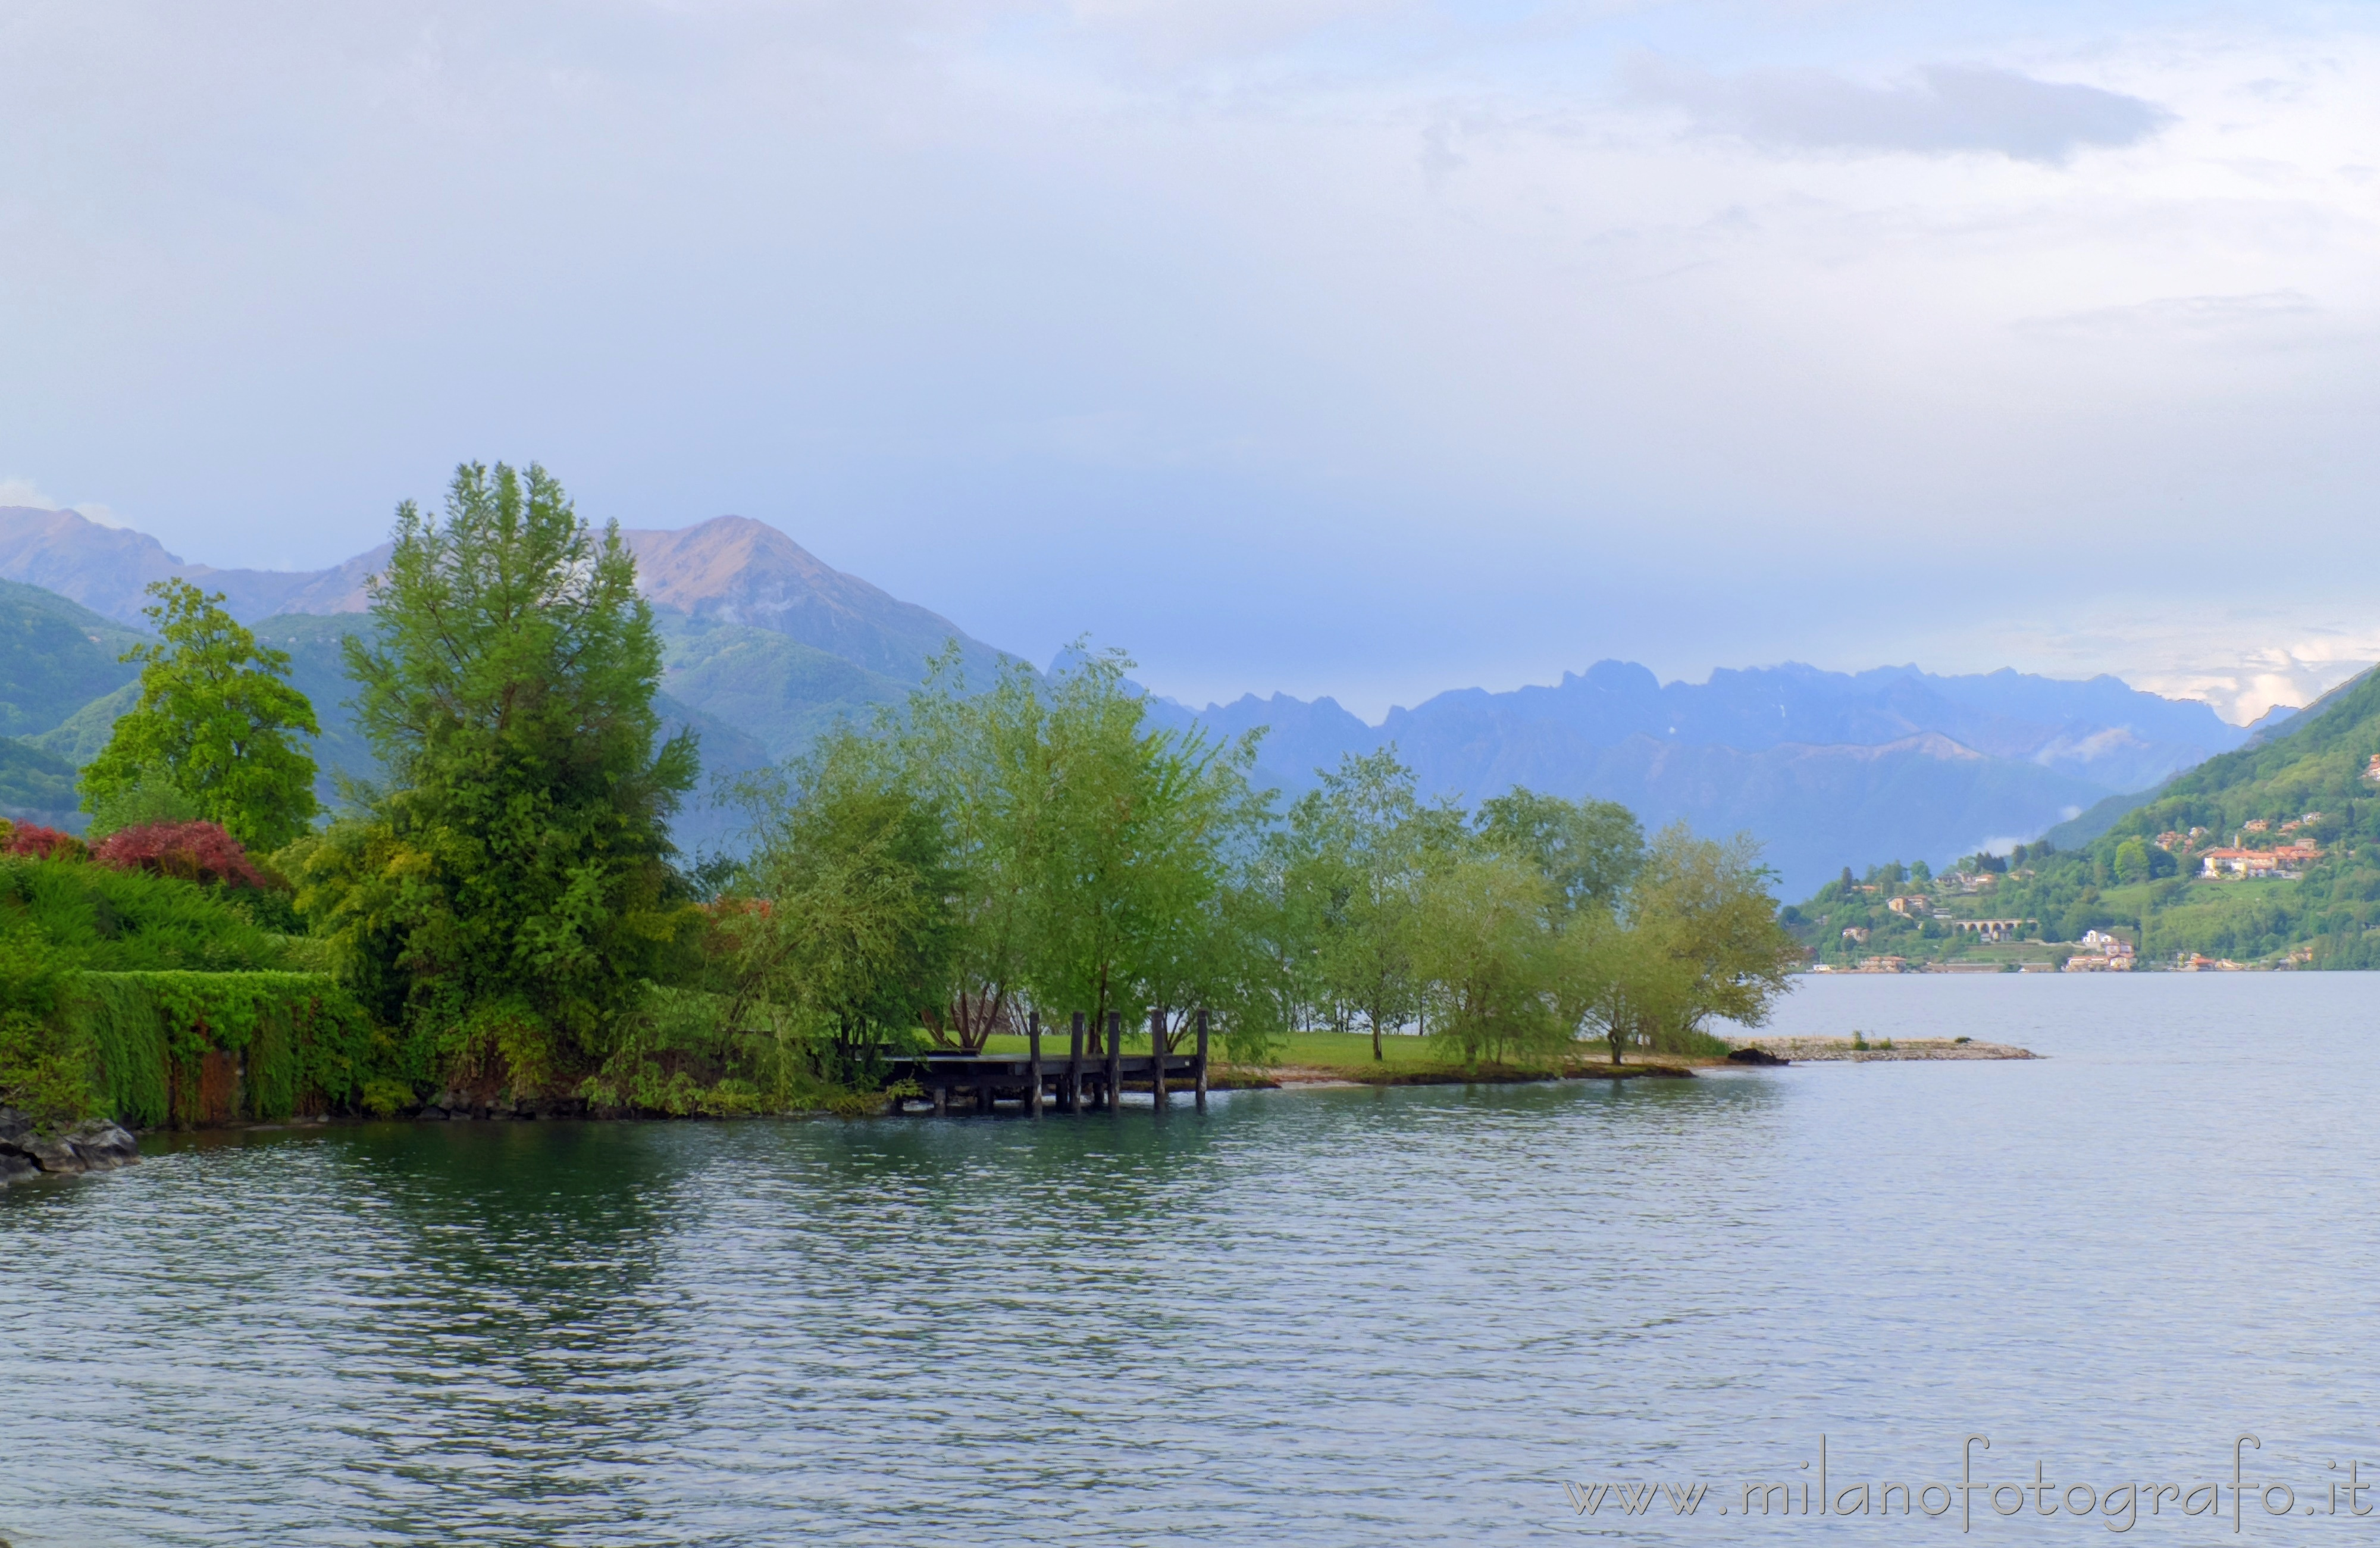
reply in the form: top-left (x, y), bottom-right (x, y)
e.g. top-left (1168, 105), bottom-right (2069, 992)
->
top-left (0, 504), bottom-right (2271, 892)
top-left (1150, 661), bottom-right (2248, 896)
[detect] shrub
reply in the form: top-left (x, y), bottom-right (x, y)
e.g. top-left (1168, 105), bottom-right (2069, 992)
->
top-left (8, 824), bottom-right (89, 862)
top-left (0, 915), bottom-right (92, 1125)
top-left (86, 762), bottom-right (201, 842)
top-left (0, 853), bottom-right (290, 972)
top-left (92, 820), bottom-right (266, 890)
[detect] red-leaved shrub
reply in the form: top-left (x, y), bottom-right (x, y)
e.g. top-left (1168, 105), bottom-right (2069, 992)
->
top-left (6, 823), bottom-right (89, 862)
top-left (90, 820), bottom-right (265, 889)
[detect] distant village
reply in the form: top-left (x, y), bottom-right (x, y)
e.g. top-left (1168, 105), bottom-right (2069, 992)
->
top-left (1785, 799), bottom-right (2345, 974)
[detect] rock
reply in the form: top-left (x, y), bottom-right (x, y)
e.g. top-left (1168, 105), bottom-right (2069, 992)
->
top-left (65, 1121), bottom-right (140, 1171)
top-left (1727, 1047), bottom-right (1790, 1066)
top-left (0, 1151), bottom-right (37, 1187)
top-left (17, 1133), bottom-right (86, 1174)
top-left (0, 1106), bottom-right (30, 1145)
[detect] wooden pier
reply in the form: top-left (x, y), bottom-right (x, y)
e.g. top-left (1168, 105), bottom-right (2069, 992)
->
top-left (887, 1009), bottom-right (1211, 1116)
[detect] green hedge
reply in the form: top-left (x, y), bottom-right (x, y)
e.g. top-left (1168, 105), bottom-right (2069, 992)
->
top-left (64, 972), bottom-right (378, 1127)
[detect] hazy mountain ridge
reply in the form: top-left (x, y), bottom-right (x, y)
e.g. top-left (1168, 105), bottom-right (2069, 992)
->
top-left (1154, 659), bottom-right (2246, 893)
top-left (0, 506), bottom-right (1009, 689)
top-left (0, 505), bottom-right (2266, 888)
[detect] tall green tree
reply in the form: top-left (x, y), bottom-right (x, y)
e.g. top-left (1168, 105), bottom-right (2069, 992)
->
top-left (898, 651), bottom-right (1056, 1051)
top-left (1627, 824), bottom-right (1797, 1049)
top-left (1411, 855), bottom-right (1565, 1065)
top-left (1551, 905), bottom-right (1699, 1065)
top-left (1474, 787), bottom-right (1645, 913)
top-left (292, 462), bottom-right (697, 1093)
top-left (728, 731), bottom-right (960, 1085)
top-left (895, 645), bottom-right (1265, 1053)
top-left (79, 579), bottom-right (320, 849)
top-left (1286, 750), bottom-right (1463, 1060)
top-left (1026, 650), bottom-right (1265, 1048)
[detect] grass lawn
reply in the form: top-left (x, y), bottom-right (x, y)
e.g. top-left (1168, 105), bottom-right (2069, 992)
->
top-left (969, 1026), bottom-right (1716, 1084)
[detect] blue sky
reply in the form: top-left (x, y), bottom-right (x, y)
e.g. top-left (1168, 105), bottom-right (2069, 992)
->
top-left (4, 1), bottom-right (2378, 721)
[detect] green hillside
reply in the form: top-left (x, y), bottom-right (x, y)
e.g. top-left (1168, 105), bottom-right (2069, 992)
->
top-left (1788, 667), bottom-right (2380, 969)
top-left (0, 577), bottom-right (145, 739)
top-left (0, 737), bottom-right (81, 825)
top-left (652, 608), bottom-right (906, 761)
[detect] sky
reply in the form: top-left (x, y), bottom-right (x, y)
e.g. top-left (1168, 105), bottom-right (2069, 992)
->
top-left (4, 1), bottom-right (2378, 724)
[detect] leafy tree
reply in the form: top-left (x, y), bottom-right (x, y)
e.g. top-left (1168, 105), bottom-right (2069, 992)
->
top-left (897, 645), bottom-right (1266, 1055)
top-left (292, 462), bottom-right (697, 1094)
top-left (1553, 905), bottom-right (1699, 1065)
top-left (80, 579), bottom-right (320, 849)
top-left (1629, 824), bottom-right (1797, 1047)
top-left (726, 731), bottom-right (960, 1086)
top-left (86, 762), bottom-right (200, 838)
top-left (1475, 786), bottom-right (1645, 912)
top-left (1411, 855), bottom-right (1565, 1065)
top-left (2114, 837), bottom-right (2151, 886)
top-left (898, 652), bottom-right (1056, 1050)
top-left (1025, 650), bottom-right (1266, 1050)
top-left (1287, 749), bottom-right (1463, 1061)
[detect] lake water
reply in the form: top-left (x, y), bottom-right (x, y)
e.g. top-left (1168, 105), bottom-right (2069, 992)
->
top-left (5, 974), bottom-right (2379, 1545)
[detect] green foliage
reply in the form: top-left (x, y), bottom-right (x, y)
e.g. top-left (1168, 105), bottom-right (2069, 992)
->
top-left (1553, 903), bottom-right (1700, 1064)
top-left (1475, 786), bottom-right (1646, 913)
top-left (1282, 749), bottom-right (1463, 1060)
top-left (79, 579), bottom-right (321, 849)
top-left (723, 731), bottom-right (960, 1084)
top-left (0, 852), bottom-right (291, 972)
top-left (0, 911), bottom-right (86, 1124)
top-left (1630, 824), bottom-right (1799, 1036)
top-left (894, 644), bottom-right (1270, 1055)
top-left (296, 462), bottom-right (699, 1094)
top-left (1411, 856), bottom-right (1567, 1065)
top-left (86, 761), bottom-right (201, 839)
top-left (63, 972), bottom-right (376, 1127)
top-left (0, 963), bottom-right (374, 1128)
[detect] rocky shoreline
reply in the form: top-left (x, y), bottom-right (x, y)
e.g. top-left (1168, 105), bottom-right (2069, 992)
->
top-left (0, 1109), bottom-right (142, 1188)
top-left (1745, 1036), bottom-right (2038, 1062)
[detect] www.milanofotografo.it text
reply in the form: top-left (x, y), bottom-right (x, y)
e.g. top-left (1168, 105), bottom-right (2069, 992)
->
top-left (1562, 1436), bottom-right (2380, 1531)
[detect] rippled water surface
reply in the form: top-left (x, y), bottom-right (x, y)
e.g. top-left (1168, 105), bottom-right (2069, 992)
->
top-left (6, 975), bottom-right (2380, 1545)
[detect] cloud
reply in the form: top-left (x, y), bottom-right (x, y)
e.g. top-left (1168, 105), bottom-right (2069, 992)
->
top-left (0, 477), bottom-right (60, 509)
top-left (0, 479), bottom-right (123, 526)
top-left (2013, 290), bottom-right (2324, 342)
top-left (1625, 60), bottom-right (2174, 164)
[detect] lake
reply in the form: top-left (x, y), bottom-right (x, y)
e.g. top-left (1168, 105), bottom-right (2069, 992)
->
top-left (5, 974), bottom-right (2378, 1544)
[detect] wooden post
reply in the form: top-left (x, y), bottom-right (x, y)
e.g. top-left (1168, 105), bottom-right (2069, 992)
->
top-left (932, 1078), bottom-right (947, 1117)
top-left (1151, 1008), bottom-right (1167, 1107)
top-left (1068, 1012), bottom-right (1084, 1113)
top-left (1195, 1007), bottom-right (1209, 1111)
top-left (1028, 1011), bottom-right (1044, 1118)
top-left (1105, 1011), bottom-right (1122, 1112)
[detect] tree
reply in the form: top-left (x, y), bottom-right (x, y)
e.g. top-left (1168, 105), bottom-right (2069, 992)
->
top-left (80, 579), bottom-right (320, 849)
top-left (897, 644), bottom-right (1266, 1055)
top-left (1628, 824), bottom-right (1798, 1048)
top-left (1552, 905), bottom-right (1699, 1065)
top-left (728, 731), bottom-right (960, 1086)
top-left (1287, 749), bottom-right (1463, 1061)
top-left (291, 462), bottom-right (697, 1094)
top-left (1024, 649), bottom-right (1265, 1051)
top-left (1410, 855), bottom-right (1565, 1065)
top-left (897, 652), bottom-right (1050, 1051)
top-left (1474, 786), bottom-right (1645, 912)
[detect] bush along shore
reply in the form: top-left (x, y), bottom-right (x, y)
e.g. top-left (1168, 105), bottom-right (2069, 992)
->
top-left (4, 461), bottom-right (1815, 1146)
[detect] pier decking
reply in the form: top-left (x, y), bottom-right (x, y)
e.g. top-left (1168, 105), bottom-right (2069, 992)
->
top-left (887, 1010), bottom-right (1210, 1115)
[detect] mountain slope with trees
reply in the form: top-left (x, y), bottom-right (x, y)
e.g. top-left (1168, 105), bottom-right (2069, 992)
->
top-left (1787, 666), bottom-right (2380, 968)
